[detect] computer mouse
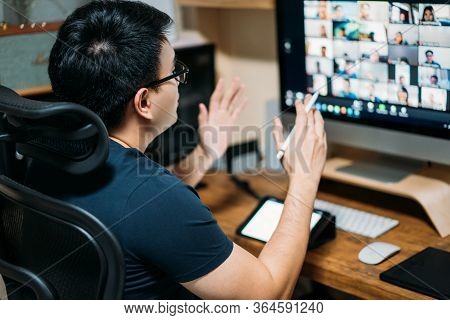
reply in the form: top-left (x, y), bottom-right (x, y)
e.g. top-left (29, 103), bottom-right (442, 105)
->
top-left (358, 242), bottom-right (401, 265)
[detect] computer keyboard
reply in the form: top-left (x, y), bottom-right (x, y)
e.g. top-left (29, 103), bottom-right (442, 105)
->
top-left (314, 199), bottom-right (399, 238)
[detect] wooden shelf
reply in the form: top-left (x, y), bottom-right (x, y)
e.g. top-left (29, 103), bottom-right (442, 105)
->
top-left (16, 85), bottom-right (52, 97)
top-left (177, 0), bottom-right (274, 10)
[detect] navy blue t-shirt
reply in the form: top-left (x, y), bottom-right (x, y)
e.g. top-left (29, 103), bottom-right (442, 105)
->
top-left (25, 140), bottom-right (233, 299)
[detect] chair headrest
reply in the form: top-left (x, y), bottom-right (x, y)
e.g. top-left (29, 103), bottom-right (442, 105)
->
top-left (0, 86), bottom-right (109, 175)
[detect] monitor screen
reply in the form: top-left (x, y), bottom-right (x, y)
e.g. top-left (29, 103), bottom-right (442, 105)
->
top-left (277, 1), bottom-right (450, 139)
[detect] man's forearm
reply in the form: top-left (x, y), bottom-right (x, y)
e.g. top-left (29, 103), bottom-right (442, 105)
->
top-left (258, 181), bottom-right (316, 299)
top-left (172, 145), bottom-right (215, 187)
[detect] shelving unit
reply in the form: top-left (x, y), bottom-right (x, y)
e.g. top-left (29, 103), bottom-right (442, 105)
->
top-left (1, 22), bottom-right (62, 97)
top-left (15, 85), bottom-right (52, 97)
top-left (0, 21), bottom-right (62, 37)
top-left (3, 1), bottom-right (275, 96)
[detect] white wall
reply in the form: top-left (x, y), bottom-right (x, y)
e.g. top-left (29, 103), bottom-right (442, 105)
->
top-left (141, 0), bottom-right (178, 42)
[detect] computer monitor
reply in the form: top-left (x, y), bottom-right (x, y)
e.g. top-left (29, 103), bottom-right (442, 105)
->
top-left (277, 1), bottom-right (450, 169)
top-left (145, 43), bottom-right (215, 166)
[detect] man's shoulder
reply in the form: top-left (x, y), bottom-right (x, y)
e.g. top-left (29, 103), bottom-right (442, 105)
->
top-left (433, 61), bottom-right (441, 68)
top-left (126, 171), bottom-right (201, 211)
top-left (108, 140), bottom-right (171, 176)
top-left (107, 142), bottom-right (202, 211)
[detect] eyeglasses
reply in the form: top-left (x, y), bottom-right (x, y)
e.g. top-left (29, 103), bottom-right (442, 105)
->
top-left (143, 60), bottom-right (189, 88)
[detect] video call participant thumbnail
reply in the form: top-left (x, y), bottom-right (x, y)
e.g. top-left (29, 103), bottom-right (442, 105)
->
top-left (388, 24), bottom-right (419, 46)
top-left (419, 67), bottom-right (450, 90)
top-left (419, 4), bottom-right (450, 26)
top-left (421, 87), bottom-right (447, 111)
top-left (419, 47), bottom-right (450, 69)
top-left (388, 84), bottom-right (419, 107)
top-left (333, 77), bottom-right (359, 99)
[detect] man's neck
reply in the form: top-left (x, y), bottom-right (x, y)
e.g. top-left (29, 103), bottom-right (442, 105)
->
top-left (109, 135), bottom-right (134, 149)
top-left (109, 130), bottom-right (153, 153)
top-left (108, 109), bottom-right (160, 152)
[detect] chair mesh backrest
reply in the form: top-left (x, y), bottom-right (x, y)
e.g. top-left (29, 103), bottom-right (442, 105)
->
top-left (0, 86), bottom-right (123, 299)
top-left (0, 196), bottom-right (103, 299)
top-left (0, 117), bottom-right (25, 181)
top-left (26, 135), bottom-right (97, 159)
top-left (0, 85), bottom-right (109, 175)
top-left (0, 176), bottom-right (124, 300)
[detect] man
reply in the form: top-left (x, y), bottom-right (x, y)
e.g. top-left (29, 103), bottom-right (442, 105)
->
top-left (27, 0), bottom-right (327, 299)
top-left (318, 0), bottom-right (329, 20)
top-left (321, 46), bottom-right (328, 58)
top-left (430, 75), bottom-right (439, 86)
top-left (423, 50), bottom-right (441, 68)
top-left (368, 84), bottom-right (382, 103)
top-left (359, 2), bottom-right (371, 20)
top-left (344, 60), bottom-right (357, 79)
top-left (320, 24), bottom-right (328, 38)
top-left (340, 79), bottom-right (357, 99)
top-left (337, 27), bottom-right (347, 38)
top-left (333, 5), bottom-right (345, 21)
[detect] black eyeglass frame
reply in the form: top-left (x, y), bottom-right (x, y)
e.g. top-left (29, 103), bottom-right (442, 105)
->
top-left (143, 60), bottom-right (190, 88)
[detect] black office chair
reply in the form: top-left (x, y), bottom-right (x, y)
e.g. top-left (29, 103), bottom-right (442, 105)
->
top-left (0, 85), bottom-right (124, 299)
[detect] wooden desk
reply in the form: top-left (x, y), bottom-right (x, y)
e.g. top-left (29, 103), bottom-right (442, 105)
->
top-left (198, 172), bottom-right (450, 300)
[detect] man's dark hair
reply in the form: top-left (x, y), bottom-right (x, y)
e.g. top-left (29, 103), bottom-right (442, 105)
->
top-left (425, 49), bottom-right (433, 56)
top-left (48, 0), bottom-right (173, 130)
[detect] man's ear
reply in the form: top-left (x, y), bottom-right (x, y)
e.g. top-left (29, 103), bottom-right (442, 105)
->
top-left (133, 88), bottom-right (154, 120)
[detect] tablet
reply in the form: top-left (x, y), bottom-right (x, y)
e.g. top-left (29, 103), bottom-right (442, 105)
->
top-left (237, 197), bottom-right (322, 243)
